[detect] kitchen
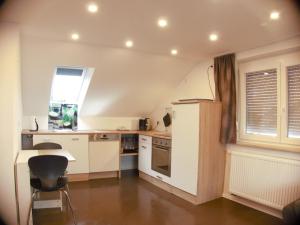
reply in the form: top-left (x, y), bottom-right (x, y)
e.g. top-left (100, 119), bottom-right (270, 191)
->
top-left (1, 1), bottom-right (300, 225)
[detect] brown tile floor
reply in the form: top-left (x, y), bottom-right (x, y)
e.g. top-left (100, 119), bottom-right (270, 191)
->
top-left (33, 171), bottom-right (284, 225)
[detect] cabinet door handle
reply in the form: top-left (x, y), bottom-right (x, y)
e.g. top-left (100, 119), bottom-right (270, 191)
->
top-left (72, 138), bottom-right (79, 141)
top-left (141, 145), bottom-right (146, 149)
top-left (142, 138), bottom-right (147, 141)
top-left (156, 176), bottom-right (162, 180)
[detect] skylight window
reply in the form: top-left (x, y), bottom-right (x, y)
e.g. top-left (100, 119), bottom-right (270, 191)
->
top-left (49, 66), bottom-right (94, 130)
top-left (50, 66), bottom-right (94, 107)
top-left (51, 67), bottom-right (85, 104)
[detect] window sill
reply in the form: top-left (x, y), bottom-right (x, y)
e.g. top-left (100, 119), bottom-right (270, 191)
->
top-left (237, 139), bottom-right (300, 153)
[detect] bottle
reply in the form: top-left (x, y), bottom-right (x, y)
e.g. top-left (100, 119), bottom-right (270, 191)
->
top-left (72, 111), bottom-right (78, 131)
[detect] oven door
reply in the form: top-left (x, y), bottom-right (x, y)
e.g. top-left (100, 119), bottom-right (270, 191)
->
top-left (151, 144), bottom-right (171, 177)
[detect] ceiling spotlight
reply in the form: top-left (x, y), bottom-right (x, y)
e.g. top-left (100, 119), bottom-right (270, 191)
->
top-left (209, 33), bottom-right (218, 42)
top-left (87, 3), bottom-right (98, 13)
top-left (71, 33), bottom-right (79, 40)
top-left (270, 11), bottom-right (280, 20)
top-left (171, 49), bottom-right (178, 55)
top-left (158, 18), bottom-right (168, 28)
top-left (125, 40), bottom-right (133, 48)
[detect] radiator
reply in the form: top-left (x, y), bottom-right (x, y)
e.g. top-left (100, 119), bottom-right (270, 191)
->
top-left (229, 151), bottom-right (300, 210)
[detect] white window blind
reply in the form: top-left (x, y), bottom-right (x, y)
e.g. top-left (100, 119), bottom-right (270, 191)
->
top-left (287, 64), bottom-right (300, 138)
top-left (245, 69), bottom-right (277, 136)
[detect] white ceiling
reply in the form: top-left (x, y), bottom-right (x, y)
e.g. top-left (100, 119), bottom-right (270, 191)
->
top-left (1, 0), bottom-right (300, 60)
top-left (1, 0), bottom-right (300, 118)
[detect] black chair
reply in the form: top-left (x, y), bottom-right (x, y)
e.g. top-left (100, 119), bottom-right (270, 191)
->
top-left (27, 155), bottom-right (76, 225)
top-left (33, 142), bottom-right (62, 150)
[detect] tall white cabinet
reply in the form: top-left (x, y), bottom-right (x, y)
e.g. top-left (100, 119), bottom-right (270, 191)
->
top-left (171, 103), bottom-right (200, 195)
top-left (171, 101), bottom-right (226, 204)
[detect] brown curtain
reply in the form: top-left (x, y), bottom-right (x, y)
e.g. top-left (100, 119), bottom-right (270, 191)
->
top-left (214, 53), bottom-right (237, 144)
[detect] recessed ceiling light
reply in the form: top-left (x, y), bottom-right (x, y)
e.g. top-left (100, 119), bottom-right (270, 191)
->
top-left (209, 33), bottom-right (218, 42)
top-left (158, 18), bottom-right (168, 28)
top-left (125, 40), bottom-right (133, 48)
top-left (87, 3), bottom-right (98, 13)
top-left (71, 33), bottom-right (79, 40)
top-left (171, 49), bottom-right (178, 55)
top-left (270, 11), bottom-right (280, 20)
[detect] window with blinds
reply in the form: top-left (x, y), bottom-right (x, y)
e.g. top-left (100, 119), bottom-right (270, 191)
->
top-left (245, 69), bottom-right (278, 136)
top-left (287, 64), bottom-right (300, 138)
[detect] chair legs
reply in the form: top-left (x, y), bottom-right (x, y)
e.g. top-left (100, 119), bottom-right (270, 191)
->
top-left (26, 189), bottom-right (77, 225)
top-left (62, 190), bottom-right (77, 225)
top-left (27, 191), bottom-right (38, 225)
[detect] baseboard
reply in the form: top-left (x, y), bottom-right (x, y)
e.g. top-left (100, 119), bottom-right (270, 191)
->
top-left (68, 171), bottom-right (119, 182)
top-left (89, 171), bottom-right (119, 180)
top-left (222, 192), bottom-right (282, 219)
top-left (67, 173), bottom-right (90, 182)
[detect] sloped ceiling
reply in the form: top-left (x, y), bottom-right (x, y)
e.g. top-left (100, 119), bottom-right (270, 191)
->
top-left (1, 0), bottom-right (300, 60)
top-left (2, 0), bottom-right (300, 117)
top-left (21, 35), bottom-right (197, 116)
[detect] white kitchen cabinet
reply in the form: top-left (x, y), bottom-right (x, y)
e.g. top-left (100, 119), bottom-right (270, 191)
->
top-left (33, 135), bottom-right (89, 174)
top-left (89, 141), bottom-right (120, 173)
top-left (171, 104), bottom-right (200, 195)
top-left (138, 135), bottom-right (152, 175)
top-left (170, 101), bottom-right (226, 203)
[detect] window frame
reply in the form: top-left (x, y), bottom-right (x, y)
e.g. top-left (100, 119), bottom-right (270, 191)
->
top-left (50, 67), bottom-right (87, 104)
top-left (237, 50), bottom-right (300, 152)
top-left (239, 59), bottom-right (281, 144)
top-left (49, 66), bottom-right (94, 112)
top-left (280, 56), bottom-right (300, 146)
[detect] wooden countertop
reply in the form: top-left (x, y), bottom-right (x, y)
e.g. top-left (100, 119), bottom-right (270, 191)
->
top-left (22, 129), bottom-right (172, 139)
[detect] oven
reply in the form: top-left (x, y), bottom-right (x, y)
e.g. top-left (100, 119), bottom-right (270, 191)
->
top-left (151, 137), bottom-right (171, 177)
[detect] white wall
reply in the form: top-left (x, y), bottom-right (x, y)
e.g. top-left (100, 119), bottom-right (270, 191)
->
top-left (150, 59), bottom-right (215, 132)
top-left (0, 22), bottom-right (22, 225)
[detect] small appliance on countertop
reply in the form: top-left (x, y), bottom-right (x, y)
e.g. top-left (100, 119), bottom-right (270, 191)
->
top-left (139, 118), bottom-right (152, 131)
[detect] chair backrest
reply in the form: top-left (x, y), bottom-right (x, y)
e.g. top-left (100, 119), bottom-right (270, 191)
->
top-left (28, 155), bottom-right (68, 190)
top-left (33, 142), bottom-right (62, 150)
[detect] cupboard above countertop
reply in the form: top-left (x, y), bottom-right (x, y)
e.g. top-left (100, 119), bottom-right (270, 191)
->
top-left (22, 129), bottom-right (172, 139)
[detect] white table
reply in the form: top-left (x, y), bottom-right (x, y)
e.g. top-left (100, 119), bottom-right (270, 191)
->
top-left (15, 150), bottom-right (75, 225)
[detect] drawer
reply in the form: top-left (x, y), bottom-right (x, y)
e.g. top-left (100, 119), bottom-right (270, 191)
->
top-left (139, 135), bottom-right (152, 145)
top-left (139, 142), bottom-right (151, 151)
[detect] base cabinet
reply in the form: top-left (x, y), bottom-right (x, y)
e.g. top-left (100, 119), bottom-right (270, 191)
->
top-left (138, 135), bottom-right (152, 175)
top-left (33, 135), bottom-right (89, 174)
top-left (89, 141), bottom-right (120, 173)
